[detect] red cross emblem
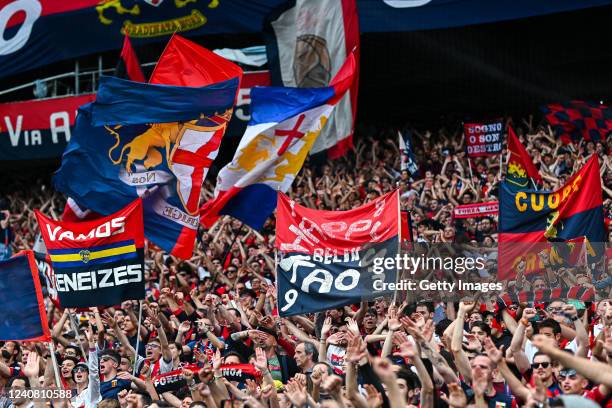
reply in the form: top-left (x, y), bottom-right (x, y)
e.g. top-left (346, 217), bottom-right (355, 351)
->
top-left (171, 127), bottom-right (223, 214)
top-left (274, 114), bottom-right (306, 156)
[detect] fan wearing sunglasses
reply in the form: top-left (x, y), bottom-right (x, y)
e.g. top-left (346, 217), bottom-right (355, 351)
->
top-left (529, 352), bottom-right (562, 399)
top-left (72, 325), bottom-right (102, 408)
top-left (558, 368), bottom-right (588, 395)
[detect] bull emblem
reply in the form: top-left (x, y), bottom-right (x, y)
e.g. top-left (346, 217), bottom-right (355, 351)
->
top-left (105, 112), bottom-right (230, 215)
top-left (106, 120), bottom-right (199, 174)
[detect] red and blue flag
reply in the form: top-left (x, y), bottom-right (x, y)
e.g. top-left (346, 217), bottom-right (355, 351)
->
top-left (0, 251), bottom-right (51, 342)
top-left (541, 101), bottom-right (612, 144)
top-left (54, 35), bottom-right (242, 259)
top-left (499, 155), bottom-right (605, 279)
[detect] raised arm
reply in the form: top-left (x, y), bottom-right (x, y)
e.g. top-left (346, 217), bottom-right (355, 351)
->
top-left (451, 301), bottom-right (474, 383)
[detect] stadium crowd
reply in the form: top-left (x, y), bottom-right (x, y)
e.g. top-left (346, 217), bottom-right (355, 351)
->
top-left (0, 119), bottom-right (612, 408)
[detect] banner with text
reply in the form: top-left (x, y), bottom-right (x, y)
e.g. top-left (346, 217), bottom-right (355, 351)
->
top-left (464, 119), bottom-right (503, 157)
top-left (35, 199), bottom-right (145, 307)
top-left (453, 202), bottom-right (499, 219)
top-left (275, 190), bottom-right (399, 316)
top-left (0, 71), bottom-right (270, 161)
top-left (0, 94), bottom-right (95, 161)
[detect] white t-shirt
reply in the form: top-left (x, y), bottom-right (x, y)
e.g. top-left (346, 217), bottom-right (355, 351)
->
top-left (525, 338), bottom-right (577, 363)
top-left (327, 345), bottom-right (346, 375)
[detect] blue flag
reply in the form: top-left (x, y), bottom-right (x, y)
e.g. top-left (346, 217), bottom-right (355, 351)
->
top-left (53, 74), bottom-right (238, 259)
top-left (0, 251), bottom-right (50, 341)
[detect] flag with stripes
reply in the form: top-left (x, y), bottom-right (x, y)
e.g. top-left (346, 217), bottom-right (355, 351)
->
top-left (35, 199), bottom-right (145, 308)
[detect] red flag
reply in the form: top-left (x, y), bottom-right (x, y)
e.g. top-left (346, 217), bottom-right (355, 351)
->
top-left (149, 34), bottom-right (243, 89)
top-left (506, 126), bottom-right (542, 188)
top-left (117, 35), bottom-right (145, 82)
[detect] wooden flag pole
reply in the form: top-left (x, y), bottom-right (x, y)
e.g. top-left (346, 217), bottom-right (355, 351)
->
top-left (393, 190), bottom-right (401, 305)
top-left (67, 311), bottom-right (87, 363)
top-left (48, 341), bottom-right (62, 388)
top-left (468, 158), bottom-right (475, 182)
top-left (132, 300), bottom-right (143, 376)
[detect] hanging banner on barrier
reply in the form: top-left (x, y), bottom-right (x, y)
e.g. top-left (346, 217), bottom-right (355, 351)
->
top-left (0, 94), bottom-right (95, 161)
top-left (2, 0), bottom-right (611, 79)
top-left (0, 71), bottom-right (270, 161)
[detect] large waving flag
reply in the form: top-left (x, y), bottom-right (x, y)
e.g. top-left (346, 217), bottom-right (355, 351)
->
top-left (498, 155), bottom-right (605, 279)
top-left (506, 126), bottom-right (542, 190)
top-left (200, 53), bottom-right (356, 230)
top-left (0, 251), bottom-right (51, 342)
top-left (54, 35), bottom-right (242, 259)
top-left (264, 0), bottom-right (360, 159)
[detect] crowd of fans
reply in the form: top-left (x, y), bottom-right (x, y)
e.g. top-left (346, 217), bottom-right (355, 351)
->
top-left (0, 118), bottom-right (611, 408)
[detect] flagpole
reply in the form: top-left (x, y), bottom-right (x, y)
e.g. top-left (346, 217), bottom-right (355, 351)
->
top-left (67, 311), bottom-right (87, 363)
top-left (531, 178), bottom-right (538, 191)
top-left (393, 190), bottom-right (401, 305)
top-left (132, 299), bottom-right (143, 376)
top-left (48, 341), bottom-right (62, 388)
top-left (467, 158), bottom-right (475, 182)
top-left (274, 250), bottom-right (279, 312)
top-left (498, 153), bottom-right (503, 180)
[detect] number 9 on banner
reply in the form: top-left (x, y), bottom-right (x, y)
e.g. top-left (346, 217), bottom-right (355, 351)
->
top-left (281, 289), bottom-right (298, 312)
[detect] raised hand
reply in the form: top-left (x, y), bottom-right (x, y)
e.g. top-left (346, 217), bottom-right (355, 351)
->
top-left (387, 307), bottom-right (402, 331)
top-left (458, 300), bottom-right (476, 314)
top-left (101, 311), bottom-right (117, 328)
top-left (321, 374), bottom-right (343, 396)
top-left (531, 334), bottom-right (556, 351)
top-left (182, 368), bottom-right (194, 383)
top-left (464, 333), bottom-right (482, 351)
top-left (345, 317), bottom-right (360, 336)
top-left (23, 351), bottom-right (40, 379)
top-left (372, 357), bottom-right (396, 382)
top-left (254, 347), bottom-right (268, 373)
top-left (483, 337), bottom-right (503, 364)
top-left (285, 378), bottom-right (308, 406)
top-left (212, 348), bottom-right (222, 371)
top-left (345, 331), bottom-right (367, 363)
top-left (321, 317), bottom-right (333, 340)
top-left (440, 382), bottom-right (468, 408)
top-left (394, 332), bottom-right (418, 359)
top-left (245, 378), bottom-right (262, 400)
top-left (177, 320), bottom-right (191, 335)
top-left (522, 307), bottom-right (537, 321)
top-left (364, 384), bottom-right (383, 408)
top-left (85, 324), bottom-right (96, 349)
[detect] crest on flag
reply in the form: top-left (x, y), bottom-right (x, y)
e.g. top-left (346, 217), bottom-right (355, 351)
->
top-left (54, 35), bottom-right (242, 259)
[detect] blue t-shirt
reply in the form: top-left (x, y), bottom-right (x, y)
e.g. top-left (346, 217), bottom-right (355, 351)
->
top-left (100, 377), bottom-right (132, 399)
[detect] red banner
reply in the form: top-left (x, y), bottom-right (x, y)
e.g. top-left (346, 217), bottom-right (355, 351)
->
top-left (0, 94), bottom-right (96, 161)
top-left (0, 71), bottom-right (270, 161)
top-left (453, 202), bottom-right (499, 219)
top-left (464, 119), bottom-right (503, 157)
top-left (276, 190), bottom-right (400, 253)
